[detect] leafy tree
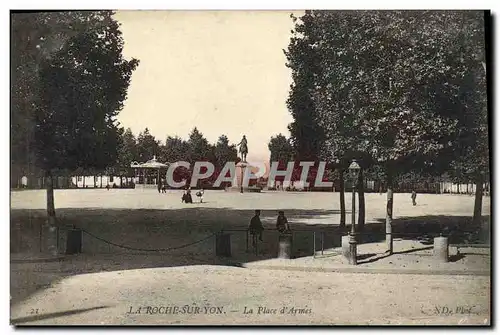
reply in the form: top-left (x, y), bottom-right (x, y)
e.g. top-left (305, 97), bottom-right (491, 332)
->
top-left (11, 12), bottom-right (99, 187)
top-left (287, 10), bottom-right (488, 252)
top-left (213, 134), bottom-right (238, 186)
top-left (137, 128), bottom-right (160, 162)
top-left (444, 12), bottom-right (489, 225)
top-left (214, 134), bottom-right (238, 169)
top-left (187, 127), bottom-right (213, 163)
top-left (12, 11), bottom-right (139, 254)
top-left (267, 134), bottom-right (295, 188)
top-left (268, 134), bottom-right (294, 163)
top-left (115, 127), bottom-right (138, 176)
top-left (161, 136), bottom-right (190, 163)
top-left (285, 14), bottom-right (324, 161)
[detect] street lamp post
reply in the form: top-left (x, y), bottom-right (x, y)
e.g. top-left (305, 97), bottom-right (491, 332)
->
top-left (240, 163), bottom-right (244, 193)
top-left (348, 159), bottom-right (361, 265)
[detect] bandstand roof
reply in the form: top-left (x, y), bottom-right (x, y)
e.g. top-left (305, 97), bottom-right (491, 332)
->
top-left (130, 156), bottom-right (169, 169)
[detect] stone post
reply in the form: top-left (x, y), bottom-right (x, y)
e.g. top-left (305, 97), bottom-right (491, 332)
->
top-left (433, 236), bottom-right (449, 262)
top-left (278, 234), bottom-right (293, 259)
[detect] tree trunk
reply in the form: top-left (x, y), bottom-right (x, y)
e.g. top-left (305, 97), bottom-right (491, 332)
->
top-left (357, 168), bottom-right (365, 231)
top-left (339, 170), bottom-right (346, 229)
top-left (100, 175), bottom-right (103, 188)
top-left (46, 171), bottom-right (58, 255)
top-left (83, 176), bottom-right (86, 188)
top-left (386, 172), bottom-right (394, 254)
top-left (94, 175), bottom-right (96, 188)
top-left (472, 174), bottom-right (484, 226)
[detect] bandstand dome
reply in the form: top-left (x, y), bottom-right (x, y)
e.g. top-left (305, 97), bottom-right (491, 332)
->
top-left (130, 155), bottom-right (169, 169)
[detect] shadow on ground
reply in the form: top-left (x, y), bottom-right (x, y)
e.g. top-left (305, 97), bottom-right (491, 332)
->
top-left (11, 306), bottom-right (109, 325)
top-left (360, 215), bottom-right (490, 245)
top-left (10, 208), bottom-right (490, 305)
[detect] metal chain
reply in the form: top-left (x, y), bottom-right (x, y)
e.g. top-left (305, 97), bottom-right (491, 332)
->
top-left (81, 229), bottom-right (217, 252)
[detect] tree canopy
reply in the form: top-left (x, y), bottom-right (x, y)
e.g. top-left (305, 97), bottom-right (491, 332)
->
top-left (12, 11), bottom-right (140, 174)
top-left (284, 10), bottom-right (489, 243)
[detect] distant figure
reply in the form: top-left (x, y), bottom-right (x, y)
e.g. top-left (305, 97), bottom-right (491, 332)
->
top-left (237, 135), bottom-right (248, 162)
top-left (379, 185), bottom-right (383, 195)
top-left (411, 190), bottom-right (417, 206)
top-left (276, 211), bottom-right (291, 233)
top-left (161, 183), bottom-right (167, 193)
top-left (21, 176), bottom-right (28, 188)
top-left (106, 184), bottom-right (110, 191)
top-left (196, 189), bottom-right (204, 203)
top-left (182, 189), bottom-right (193, 203)
top-left (248, 210), bottom-right (264, 246)
top-left (157, 180), bottom-right (162, 193)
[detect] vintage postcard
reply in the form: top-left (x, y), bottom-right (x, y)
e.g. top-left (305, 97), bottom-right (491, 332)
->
top-left (10, 10), bottom-right (491, 326)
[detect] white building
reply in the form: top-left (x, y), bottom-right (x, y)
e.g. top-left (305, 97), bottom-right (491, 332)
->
top-left (70, 175), bottom-right (134, 188)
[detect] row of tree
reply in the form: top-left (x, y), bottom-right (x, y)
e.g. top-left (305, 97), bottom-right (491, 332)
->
top-left (114, 127), bottom-right (239, 181)
top-left (278, 10), bottom-right (489, 252)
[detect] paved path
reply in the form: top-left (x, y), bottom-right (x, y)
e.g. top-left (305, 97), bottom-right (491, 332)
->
top-left (10, 265), bottom-right (490, 325)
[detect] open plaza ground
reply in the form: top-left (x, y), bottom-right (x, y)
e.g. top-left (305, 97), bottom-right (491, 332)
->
top-left (10, 189), bottom-right (491, 325)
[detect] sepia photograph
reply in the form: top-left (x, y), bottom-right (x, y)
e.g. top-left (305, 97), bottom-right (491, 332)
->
top-left (9, 9), bottom-right (491, 326)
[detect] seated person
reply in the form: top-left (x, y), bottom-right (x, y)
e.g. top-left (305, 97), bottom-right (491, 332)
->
top-left (181, 190), bottom-right (193, 203)
top-left (248, 210), bottom-right (264, 245)
top-left (276, 211), bottom-right (291, 233)
top-left (185, 190), bottom-right (193, 203)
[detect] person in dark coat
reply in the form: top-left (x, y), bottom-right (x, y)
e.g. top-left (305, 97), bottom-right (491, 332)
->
top-left (181, 189), bottom-right (193, 203)
top-left (248, 210), bottom-right (264, 246)
top-left (411, 190), bottom-right (417, 206)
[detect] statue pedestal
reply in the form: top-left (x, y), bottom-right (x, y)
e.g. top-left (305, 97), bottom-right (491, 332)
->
top-left (225, 162), bottom-right (262, 193)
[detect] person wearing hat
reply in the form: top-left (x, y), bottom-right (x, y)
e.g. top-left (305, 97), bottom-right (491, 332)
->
top-left (248, 210), bottom-right (264, 246)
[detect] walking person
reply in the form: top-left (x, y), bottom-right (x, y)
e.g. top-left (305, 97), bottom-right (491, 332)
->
top-left (411, 190), bottom-right (417, 206)
top-left (248, 210), bottom-right (264, 247)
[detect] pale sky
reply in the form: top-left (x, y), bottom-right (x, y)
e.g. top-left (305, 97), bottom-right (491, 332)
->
top-left (114, 10), bottom-right (302, 162)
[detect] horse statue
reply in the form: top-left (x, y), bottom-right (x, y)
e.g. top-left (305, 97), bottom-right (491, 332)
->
top-left (237, 135), bottom-right (248, 162)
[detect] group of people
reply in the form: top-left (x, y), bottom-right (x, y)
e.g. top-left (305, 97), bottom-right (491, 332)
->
top-left (181, 187), bottom-right (204, 204)
top-left (248, 210), bottom-right (291, 246)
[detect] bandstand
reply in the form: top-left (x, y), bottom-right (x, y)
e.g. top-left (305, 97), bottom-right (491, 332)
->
top-left (130, 156), bottom-right (169, 187)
